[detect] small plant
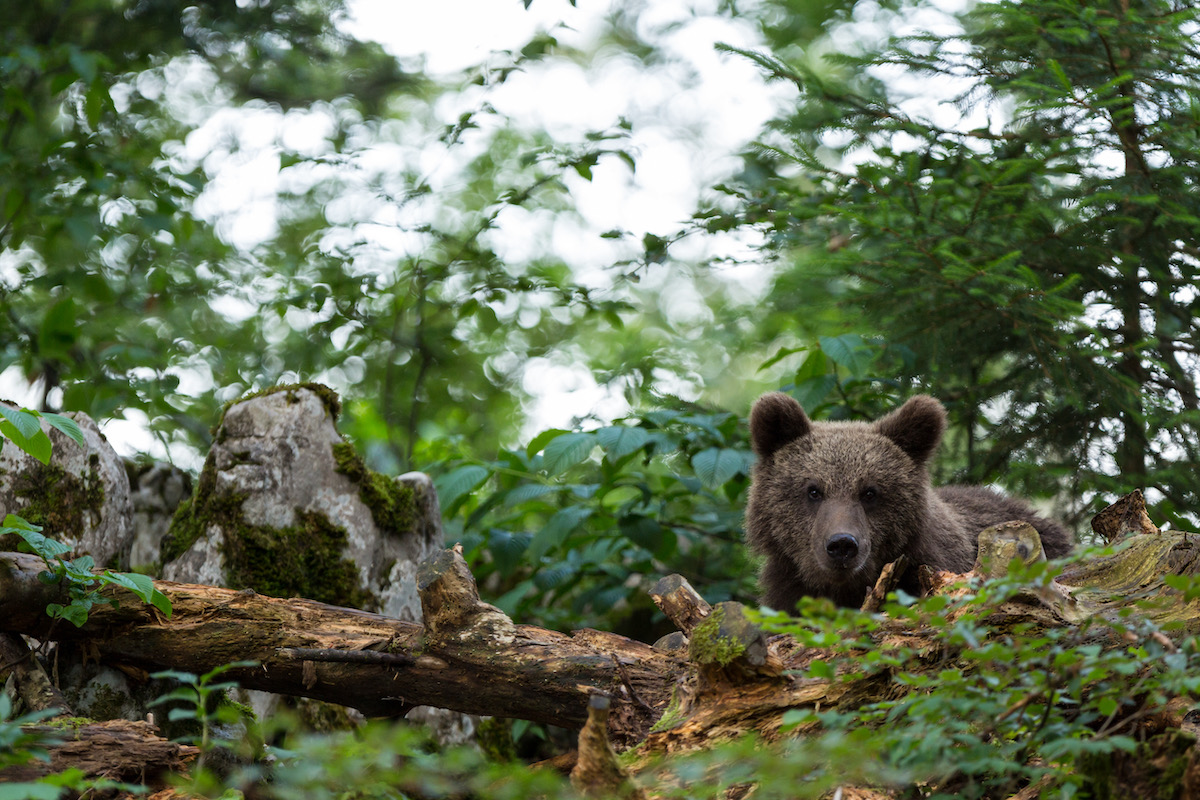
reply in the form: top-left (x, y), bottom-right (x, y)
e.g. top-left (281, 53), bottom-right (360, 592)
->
top-left (150, 661), bottom-right (261, 760)
top-left (0, 404), bottom-right (172, 627)
top-left (1, 514), bottom-right (173, 627)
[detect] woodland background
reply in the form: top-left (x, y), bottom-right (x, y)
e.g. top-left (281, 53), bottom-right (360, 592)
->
top-left (3, 0), bottom-right (1200, 796)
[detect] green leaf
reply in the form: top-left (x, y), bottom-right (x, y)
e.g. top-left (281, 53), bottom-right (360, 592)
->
top-left (595, 426), bottom-right (650, 459)
top-left (434, 465), bottom-right (490, 510)
top-left (691, 447), bottom-right (746, 489)
top-left (49, 603), bottom-right (90, 627)
top-left (541, 432), bottom-right (597, 475)
top-left (40, 413), bottom-right (85, 447)
top-left (807, 659), bottom-right (835, 679)
top-left (526, 428), bottom-right (570, 459)
top-left (9, 525), bottom-right (72, 561)
top-left (819, 334), bottom-right (871, 378)
top-left (102, 571), bottom-right (170, 617)
top-left (502, 483), bottom-right (559, 507)
top-left (0, 420), bottom-right (52, 465)
top-left (0, 404), bottom-right (41, 441)
top-left (527, 506), bottom-right (593, 561)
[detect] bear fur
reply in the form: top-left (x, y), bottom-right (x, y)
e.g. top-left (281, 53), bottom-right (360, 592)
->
top-left (745, 392), bottom-right (1073, 610)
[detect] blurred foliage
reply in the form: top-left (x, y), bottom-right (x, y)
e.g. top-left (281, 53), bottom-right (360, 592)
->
top-left (430, 396), bottom-right (756, 637)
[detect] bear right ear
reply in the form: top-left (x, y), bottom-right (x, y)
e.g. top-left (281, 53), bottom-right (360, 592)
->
top-left (874, 394), bottom-right (947, 466)
top-left (750, 392), bottom-right (813, 459)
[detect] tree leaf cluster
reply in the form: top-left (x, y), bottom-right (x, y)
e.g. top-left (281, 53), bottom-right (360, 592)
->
top-left (711, 0), bottom-right (1200, 528)
top-left (432, 399), bottom-right (756, 636)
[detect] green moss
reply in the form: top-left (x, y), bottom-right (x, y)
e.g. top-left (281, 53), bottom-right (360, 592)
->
top-left (331, 442), bottom-right (417, 535)
top-left (224, 508), bottom-right (373, 608)
top-left (159, 455), bottom-right (222, 565)
top-left (162, 453), bottom-right (373, 609)
top-left (648, 686), bottom-right (687, 733)
top-left (687, 606), bottom-right (746, 667)
top-left (212, 382), bottom-right (342, 436)
top-left (475, 717), bottom-right (519, 763)
top-left (0, 457), bottom-right (105, 551)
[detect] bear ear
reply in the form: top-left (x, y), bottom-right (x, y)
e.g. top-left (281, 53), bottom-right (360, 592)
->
top-left (750, 392), bottom-right (813, 459)
top-left (874, 394), bottom-right (947, 465)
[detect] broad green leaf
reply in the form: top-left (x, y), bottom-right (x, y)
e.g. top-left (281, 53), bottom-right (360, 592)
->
top-left (40, 412), bottom-right (85, 447)
top-left (0, 404), bottom-right (41, 440)
top-left (595, 425), bottom-right (650, 459)
top-left (525, 428), bottom-right (570, 459)
top-left (2, 513), bottom-right (42, 532)
top-left (819, 334), bottom-right (871, 378)
top-left (691, 447), bottom-right (746, 489)
top-left (541, 432), bottom-right (597, 476)
top-left (11, 527), bottom-right (72, 560)
top-left (501, 483), bottom-right (559, 507)
top-left (49, 602), bottom-right (89, 627)
top-left (527, 506), bottom-right (593, 561)
top-left (103, 571), bottom-right (171, 616)
top-left (0, 421), bottom-right (52, 465)
top-left (434, 465), bottom-right (489, 510)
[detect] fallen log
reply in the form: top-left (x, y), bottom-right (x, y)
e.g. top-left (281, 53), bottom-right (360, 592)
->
top-left (0, 548), bottom-right (676, 744)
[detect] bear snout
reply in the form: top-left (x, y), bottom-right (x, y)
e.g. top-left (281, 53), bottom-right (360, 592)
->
top-left (825, 533), bottom-right (860, 567)
top-left (812, 499), bottom-right (871, 573)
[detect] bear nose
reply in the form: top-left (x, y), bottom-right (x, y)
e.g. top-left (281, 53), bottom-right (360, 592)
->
top-left (826, 533), bottom-right (860, 567)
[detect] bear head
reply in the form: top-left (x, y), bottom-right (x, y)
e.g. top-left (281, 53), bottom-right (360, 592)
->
top-left (745, 392), bottom-right (947, 607)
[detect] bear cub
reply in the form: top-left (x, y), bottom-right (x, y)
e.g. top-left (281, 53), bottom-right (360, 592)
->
top-left (745, 392), bottom-right (1072, 610)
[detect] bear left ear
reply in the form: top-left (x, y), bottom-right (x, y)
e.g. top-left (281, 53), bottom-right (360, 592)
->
top-left (874, 395), bottom-right (947, 465)
top-left (750, 392), bottom-right (813, 459)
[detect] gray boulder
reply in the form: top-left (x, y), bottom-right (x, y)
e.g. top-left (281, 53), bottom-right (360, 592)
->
top-left (126, 461), bottom-right (193, 570)
top-left (0, 411), bottom-right (133, 568)
top-left (162, 384), bottom-right (443, 620)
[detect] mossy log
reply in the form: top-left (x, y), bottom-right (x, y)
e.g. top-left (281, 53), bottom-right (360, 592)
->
top-left (3, 494), bottom-right (1200, 791)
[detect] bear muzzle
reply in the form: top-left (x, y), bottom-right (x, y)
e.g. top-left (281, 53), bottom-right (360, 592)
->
top-left (814, 499), bottom-right (872, 573)
top-left (825, 533), bottom-right (861, 567)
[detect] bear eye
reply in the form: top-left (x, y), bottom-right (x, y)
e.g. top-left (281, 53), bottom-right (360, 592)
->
top-left (806, 485), bottom-right (823, 502)
top-left (861, 487), bottom-right (879, 504)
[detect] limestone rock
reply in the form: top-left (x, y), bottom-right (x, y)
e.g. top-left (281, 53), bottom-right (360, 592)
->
top-left (0, 412), bottom-right (133, 568)
top-left (160, 384), bottom-right (464, 739)
top-left (162, 384), bottom-right (443, 620)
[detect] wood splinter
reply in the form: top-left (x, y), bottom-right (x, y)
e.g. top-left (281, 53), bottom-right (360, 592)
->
top-left (649, 574), bottom-right (712, 635)
top-left (570, 694), bottom-right (647, 800)
top-left (417, 547), bottom-right (516, 640)
top-left (860, 555), bottom-right (908, 613)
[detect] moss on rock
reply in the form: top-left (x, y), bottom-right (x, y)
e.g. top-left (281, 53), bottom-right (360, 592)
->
top-left (213, 382), bottom-right (342, 437)
top-left (0, 454), bottom-right (105, 550)
top-left (331, 442), bottom-right (417, 535)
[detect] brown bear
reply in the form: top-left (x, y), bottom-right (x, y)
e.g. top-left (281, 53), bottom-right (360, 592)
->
top-left (745, 392), bottom-right (1073, 610)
